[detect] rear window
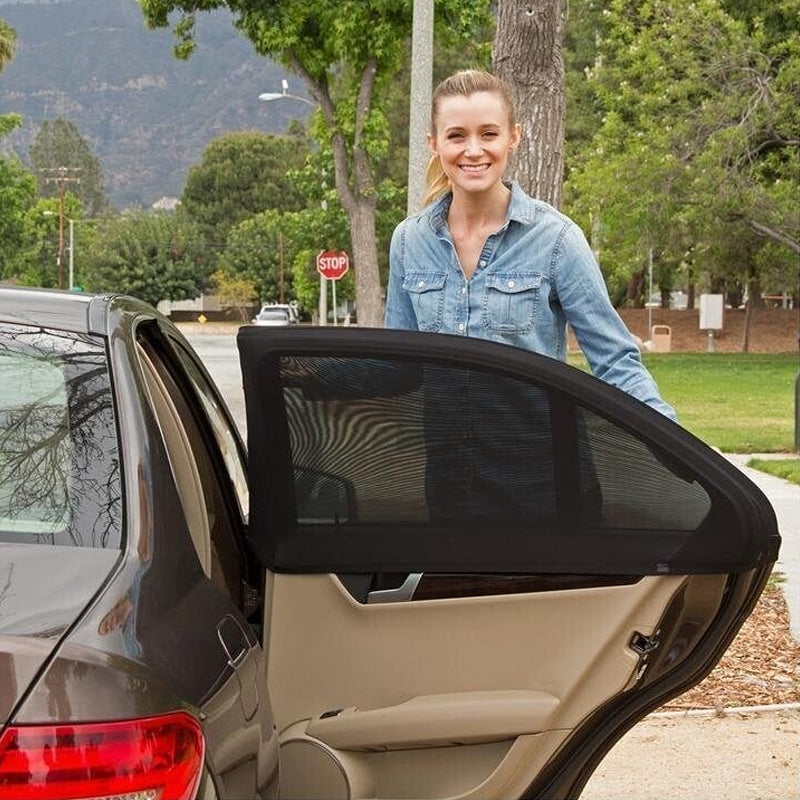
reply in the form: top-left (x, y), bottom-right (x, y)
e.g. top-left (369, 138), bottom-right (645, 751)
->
top-left (0, 324), bottom-right (122, 547)
top-left (257, 309), bottom-right (290, 321)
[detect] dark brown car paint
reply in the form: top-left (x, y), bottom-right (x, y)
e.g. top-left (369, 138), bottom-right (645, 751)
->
top-left (0, 290), bottom-right (277, 797)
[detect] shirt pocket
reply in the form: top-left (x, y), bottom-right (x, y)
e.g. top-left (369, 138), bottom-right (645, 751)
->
top-left (482, 272), bottom-right (543, 334)
top-left (402, 271), bottom-right (447, 332)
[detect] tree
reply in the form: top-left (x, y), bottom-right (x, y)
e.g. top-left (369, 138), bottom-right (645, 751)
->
top-left (30, 118), bottom-right (109, 217)
top-left (0, 17), bottom-right (16, 73)
top-left (11, 195), bottom-right (84, 289)
top-left (82, 212), bottom-right (210, 306)
top-left (211, 269), bottom-right (259, 321)
top-left (140, 0), bottom-right (491, 327)
top-left (0, 152), bottom-right (37, 280)
top-left (217, 210), bottom-right (289, 302)
top-left (493, 0), bottom-right (568, 207)
top-left (565, 0), bottom-right (799, 318)
top-left (181, 130), bottom-right (309, 251)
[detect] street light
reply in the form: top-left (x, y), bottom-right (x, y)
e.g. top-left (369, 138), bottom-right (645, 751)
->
top-left (43, 211), bottom-right (76, 291)
top-left (258, 80), bottom-right (329, 323)
top-left (258, 79), bottom-right (316, 108)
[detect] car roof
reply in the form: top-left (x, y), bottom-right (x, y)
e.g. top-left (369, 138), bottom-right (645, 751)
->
top-left (0, 287), bottom-right (113, 334)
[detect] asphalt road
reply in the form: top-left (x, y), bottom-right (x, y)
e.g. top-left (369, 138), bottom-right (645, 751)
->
top-left (185, 333), bottom-right (248, 436)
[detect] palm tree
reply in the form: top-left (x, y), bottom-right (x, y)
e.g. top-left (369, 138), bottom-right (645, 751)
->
top-left (0, 18), bottom-right (17, 74)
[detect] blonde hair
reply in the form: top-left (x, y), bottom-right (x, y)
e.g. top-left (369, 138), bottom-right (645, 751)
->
top-left (421, 70), bottom-right (517, 208)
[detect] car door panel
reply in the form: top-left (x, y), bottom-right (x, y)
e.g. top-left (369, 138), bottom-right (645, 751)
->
top-left (266, 572), bottom-right (702, 798)
top-left (238, 327), bottom-right (779, 800)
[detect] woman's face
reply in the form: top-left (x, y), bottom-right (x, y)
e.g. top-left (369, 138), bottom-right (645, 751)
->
top-left (428, 90), bottom-right (520, 199)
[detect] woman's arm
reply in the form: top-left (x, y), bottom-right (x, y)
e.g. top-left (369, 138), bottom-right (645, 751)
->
top-left (553, 222), bottom-right (677, 421)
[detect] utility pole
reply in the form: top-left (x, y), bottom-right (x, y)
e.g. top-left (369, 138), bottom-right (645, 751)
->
top-left (41, 167), bottom-right (81, 289)
top-left (407, 0), bottom-right (434, 214)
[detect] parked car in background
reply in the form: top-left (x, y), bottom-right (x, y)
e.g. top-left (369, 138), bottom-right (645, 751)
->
top-left (0, 288), bottom-right (780, 800)
top-left (252, 303), bottom-right (298, 326)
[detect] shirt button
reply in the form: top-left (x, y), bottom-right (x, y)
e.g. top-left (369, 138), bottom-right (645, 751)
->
top-left (479, 260), bottom-right (486, 267)
top-left (507, 280), bottom-right (515, 288)
top-left (461, 286), bottom-right (466, 295)
top-left (458, 323), bottom-right (465, 332)
top-left (418, 280), bottom-right (425, 287)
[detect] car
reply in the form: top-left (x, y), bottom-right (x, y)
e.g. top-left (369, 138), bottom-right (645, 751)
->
top-left (0, 287), bottom-right (780, 800)
top-left (252, 304), bottom-right (298, 327)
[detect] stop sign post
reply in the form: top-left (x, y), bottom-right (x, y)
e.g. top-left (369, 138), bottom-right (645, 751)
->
top-left (316, 250), bottom-right (349, 325)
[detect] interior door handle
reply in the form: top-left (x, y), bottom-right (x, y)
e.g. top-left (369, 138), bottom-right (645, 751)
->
top-left (366, 573), bottom-right (423, 604)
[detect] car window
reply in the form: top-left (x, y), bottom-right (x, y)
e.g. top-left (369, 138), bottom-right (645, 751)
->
top-left (0, 324), bottom-right (122, 548)
top-left (277, 356), bottom-right (710, 530)
top-left (257, 309), bottom-right (290, 322)
top-left (169, 339), bottom-right (249, 521)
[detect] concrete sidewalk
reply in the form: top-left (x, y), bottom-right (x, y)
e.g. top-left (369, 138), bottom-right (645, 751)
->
top-left (725, 454), bottom-right (799, 643)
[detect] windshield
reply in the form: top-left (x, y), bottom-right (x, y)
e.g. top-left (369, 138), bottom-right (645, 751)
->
top-left (0, 324), bottom-right (122, 548)
top-left (257, 309), bottom-right (290, 321)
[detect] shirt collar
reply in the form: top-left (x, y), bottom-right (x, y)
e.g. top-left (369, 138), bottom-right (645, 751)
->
top-left (428, 181), bottom-right (536, 233)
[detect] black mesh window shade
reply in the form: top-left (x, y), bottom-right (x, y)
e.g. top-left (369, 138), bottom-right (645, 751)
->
top-left (240, 329), bottom-right (778, 576)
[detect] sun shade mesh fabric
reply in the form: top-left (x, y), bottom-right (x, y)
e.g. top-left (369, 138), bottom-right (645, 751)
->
top-left (279, 356), bottom-right (711, 532)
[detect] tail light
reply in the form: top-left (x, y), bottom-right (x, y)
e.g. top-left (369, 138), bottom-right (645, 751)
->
top-left (0, 711), bottom-right (204, 800)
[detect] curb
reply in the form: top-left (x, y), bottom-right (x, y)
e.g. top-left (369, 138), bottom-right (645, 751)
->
top-left (649, 702), bottom-right (800, 720)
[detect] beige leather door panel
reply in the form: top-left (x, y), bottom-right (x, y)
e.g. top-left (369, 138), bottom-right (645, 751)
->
top-left (266, 571), bottom-right (701, 799)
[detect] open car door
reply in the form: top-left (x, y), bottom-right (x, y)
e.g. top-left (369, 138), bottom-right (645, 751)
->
top-left (238, 327), bottom-right (779, 800)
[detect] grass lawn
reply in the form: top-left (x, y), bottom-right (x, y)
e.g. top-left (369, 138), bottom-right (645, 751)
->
top-left (747, 458), bottom-right (800, 484)
top-left (568, 353), bottom-right (798, 453)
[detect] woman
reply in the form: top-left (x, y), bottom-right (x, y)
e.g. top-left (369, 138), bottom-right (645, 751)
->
top-left (386, 69), bottom-right (675, 420)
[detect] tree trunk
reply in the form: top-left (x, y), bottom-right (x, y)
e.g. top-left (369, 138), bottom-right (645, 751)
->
top-left (493, 0), bottom-right (567, 208)
top-left (741, 268), bottom-right (761, 353)
top-left (627, 269), bottom-right (645, 308)
top-left (347, 198), bottom-right (383, 327)
top-left (741, 297), bottom-right (752, 353)
top-left (295, 57), bottom-right (384, 327)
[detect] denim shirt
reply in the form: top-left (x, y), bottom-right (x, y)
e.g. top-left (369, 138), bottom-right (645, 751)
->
top-left (386, 182), bottom-right (676, 420)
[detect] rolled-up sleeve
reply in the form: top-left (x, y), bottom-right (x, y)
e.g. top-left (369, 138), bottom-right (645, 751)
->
top-left (553, 223), bottom-right (677, 421)
top-left (385, 223), bottom-right (418, 330)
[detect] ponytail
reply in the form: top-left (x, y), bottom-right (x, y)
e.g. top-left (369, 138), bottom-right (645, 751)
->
top-left (421, 154), bottom-right (450, 209)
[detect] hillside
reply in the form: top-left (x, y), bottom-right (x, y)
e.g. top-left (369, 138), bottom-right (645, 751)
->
top-left (0, 0), bottom-right (309, 207)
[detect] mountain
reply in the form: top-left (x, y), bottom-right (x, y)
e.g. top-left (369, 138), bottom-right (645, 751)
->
top-left (0, 0), bottom-right (309, 208)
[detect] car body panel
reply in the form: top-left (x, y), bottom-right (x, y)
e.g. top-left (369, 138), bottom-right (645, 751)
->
top-left (0, 286), bottom-right (100, 334)
top-left (0, 290), bottom-right (278, 798)
top-left (0, 547), bottom-right (120, 723)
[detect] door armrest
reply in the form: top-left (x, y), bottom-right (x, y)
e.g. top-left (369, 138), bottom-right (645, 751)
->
top-left (306, 690), bottom-right (559, 751)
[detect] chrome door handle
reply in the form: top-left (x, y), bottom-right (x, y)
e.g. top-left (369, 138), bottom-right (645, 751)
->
top-left (366, 573), bottom-right (423, 604)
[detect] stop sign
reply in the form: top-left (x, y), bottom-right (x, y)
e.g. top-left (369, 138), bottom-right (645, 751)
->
top-left (316, 250), bottom-right (349, 281)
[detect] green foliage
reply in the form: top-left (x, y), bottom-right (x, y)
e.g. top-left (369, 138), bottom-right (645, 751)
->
top-left (0, 153), bottom-right (37, 280)
top-left (211, 268), bottom-right (258, 320)
top-left (0, 16), bottom-right (17, 72)
top-left (30, 118), bottom-right (109, 217)
top-left (11, 195), bottom-right (85, 289)
top-left (564, 0), bottom-right (799, 306)
top-left (217, 210), bottom-right (288, 302)
top-left (181, 131), bottom-right (309, 251)
top-left (82, 211), bottom-right (210, 306)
